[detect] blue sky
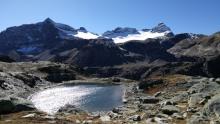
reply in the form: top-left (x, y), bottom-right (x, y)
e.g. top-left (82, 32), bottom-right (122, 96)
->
top-left (0, 0), bottom-right (220, 35)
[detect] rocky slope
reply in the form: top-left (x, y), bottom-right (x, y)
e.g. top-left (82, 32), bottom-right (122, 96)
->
top-left (1, 70), bottom-right (220, 124)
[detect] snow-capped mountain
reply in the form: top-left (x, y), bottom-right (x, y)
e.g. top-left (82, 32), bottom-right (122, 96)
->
top-left (0, 18), bottom-right (212, 68)
top-left (74, 27), bottom-right (99, 39)
top-left (102, 23), bottom-right (174, 43)
top-left (42, 18), bottom-right (99, 40)
top-left (151, 22), bottom-right (172, 33)
top-left (102, 27), bottom-right (139, 38)
top-left (0, 18), bottom-right (101, 55)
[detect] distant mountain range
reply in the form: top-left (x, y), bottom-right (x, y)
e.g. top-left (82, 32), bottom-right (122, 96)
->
top-left (1, 18), bottom-right (220, 78)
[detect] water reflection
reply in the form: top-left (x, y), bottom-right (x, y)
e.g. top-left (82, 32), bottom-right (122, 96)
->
top-left (29, 84), bottom-right (123, 114)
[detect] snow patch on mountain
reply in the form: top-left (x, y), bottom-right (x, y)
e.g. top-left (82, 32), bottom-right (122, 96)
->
top-left (112, 31), bottom-right (170, 44)
top-left (102, 23), bottom-right (173, 43)
top-left (74, 31), bottom-right (99, 39)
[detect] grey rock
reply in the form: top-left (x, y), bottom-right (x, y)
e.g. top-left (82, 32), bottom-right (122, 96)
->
top-left (58, 104), bottom-right (85, 114)
top-left (112, 107), bottom-right (120, 113)
top-left (188, 93), bottom-right (210, 108)
top-left (203, 94), bottom-right (220, 119)
top-left (108, 111), bottom-right (120, 119)
top-left (139, 96), bottom-right (160, 104)
top-left (0, 96), bottom-right (34, 114)
top-left (10, 97), bottom-right (35, 112)
top-left (215, 78), bottom-right (220, 83)
top-left (156, 113), bottom-right (169, 118)
top-left (160, 100), bottom-right (176, 106)
top-left (161, 105), bottom-right (180, 115)
top-left (187, 107), bottom-right (199, 113)
top-left (209, 78), bottom-right (215, 82)
top-left (129, 115), bottom-right (141, 121)
top-left (14, 73), bottom-right (41, 88)
top-left (146, 117), bottom-right (169, 124)
top-left (172, 113), bottom-right (184, 120)
top-left (188, 81), bottom-right (220, 95)
top-left (0, 97), bottom-right (14, 114)
top-left (187, 114), bottom-right (209, 124)
top-left (154, 91), bottom-right (162, 97)
top-left (170, 91), bottom-right (189, 103)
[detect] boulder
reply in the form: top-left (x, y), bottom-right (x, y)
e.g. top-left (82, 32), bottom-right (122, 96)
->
top-left (112, 77), bottom-right (121, 82)
top-left (188, 93), bottom-right (210, 108)
top-left (58, 104), bottom-right (85, 114)
top-left (188, 81), bottom-right (220, 95)
top-left (0, 97), bottom-right (14, 114)
top-left (112, 108), bottom-right (120, 113)
top-left (10, 97), bottom-right (34, 112)
top-left (187, 114), bottom-right (209, 124)
top-left (139, 96), bottom-right (160, 104)
top-left (161, 105), bottom-right (180, 115)
top-left (170, 91), bottom-right (189, 103)
top-left (0, 97), bottom-right (34, 114)
top-left (203, 94), bottom-right (220, 119)
top-left (139, 79), bottom-right (163, 89)
top-left (128, 115), bottom-right (141, 121)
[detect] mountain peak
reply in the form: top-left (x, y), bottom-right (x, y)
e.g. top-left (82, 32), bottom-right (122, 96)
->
top-left (43, 18), bottom-right (55, 24)
top-left (158, 22), bottom-right (166, 26)
top-left (77, 27), bottom-right (87, 33)
top-left (102, 27), bottom-right (139, 38)
top-left (151, 22), bottom-right (172, 33)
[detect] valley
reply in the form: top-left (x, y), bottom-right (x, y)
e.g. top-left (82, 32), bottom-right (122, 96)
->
top-left (0, 19), bottom-right (220, 124)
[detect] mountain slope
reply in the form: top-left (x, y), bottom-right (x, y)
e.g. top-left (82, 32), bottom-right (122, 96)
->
top-left (168, 32), bottom-right (219, 58)
top-left (0, 19), bottom-right (180, 67)
top-left (102, 23), bottom-right (174, 43)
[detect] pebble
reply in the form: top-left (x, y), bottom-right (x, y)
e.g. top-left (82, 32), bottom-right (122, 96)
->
top-left (22, 113), bottom-right (36, 118)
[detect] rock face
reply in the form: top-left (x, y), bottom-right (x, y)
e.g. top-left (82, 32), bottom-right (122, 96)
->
top-left (0, 55), bottom-right (15, 63)
top-left (0, 18), bottom-right (62, 55)
top-left (204, 55), bottom-right (220, 77)
top-left (66, 39), bottom-right (136, 67)
top-left (161, 105), bottom-right (180, 115)
top-left (119, 39), bottom-right (176, 62)
top-left (139, 79), bottom-right (163, 89)
top-left (168, 32), bottom-right (220, 58)
top-left (0, 61), bottom-right (84, 97)
top-left (203, 94), bottom-right (220, 118)
top-left (0, 61), bottom-right (86, 115)
top-left (160, 33), bottom-right (200, 49)
top-left (38, 65), bottom-right (77, 82)
top-left (0, 97), bottom-right (34, 114)
top-left (102, 27), bottom-right (139, 38)
top-left (14, 73), bottom-right (41, 87)
top-left (151, 23), bottom-right (172, 33)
